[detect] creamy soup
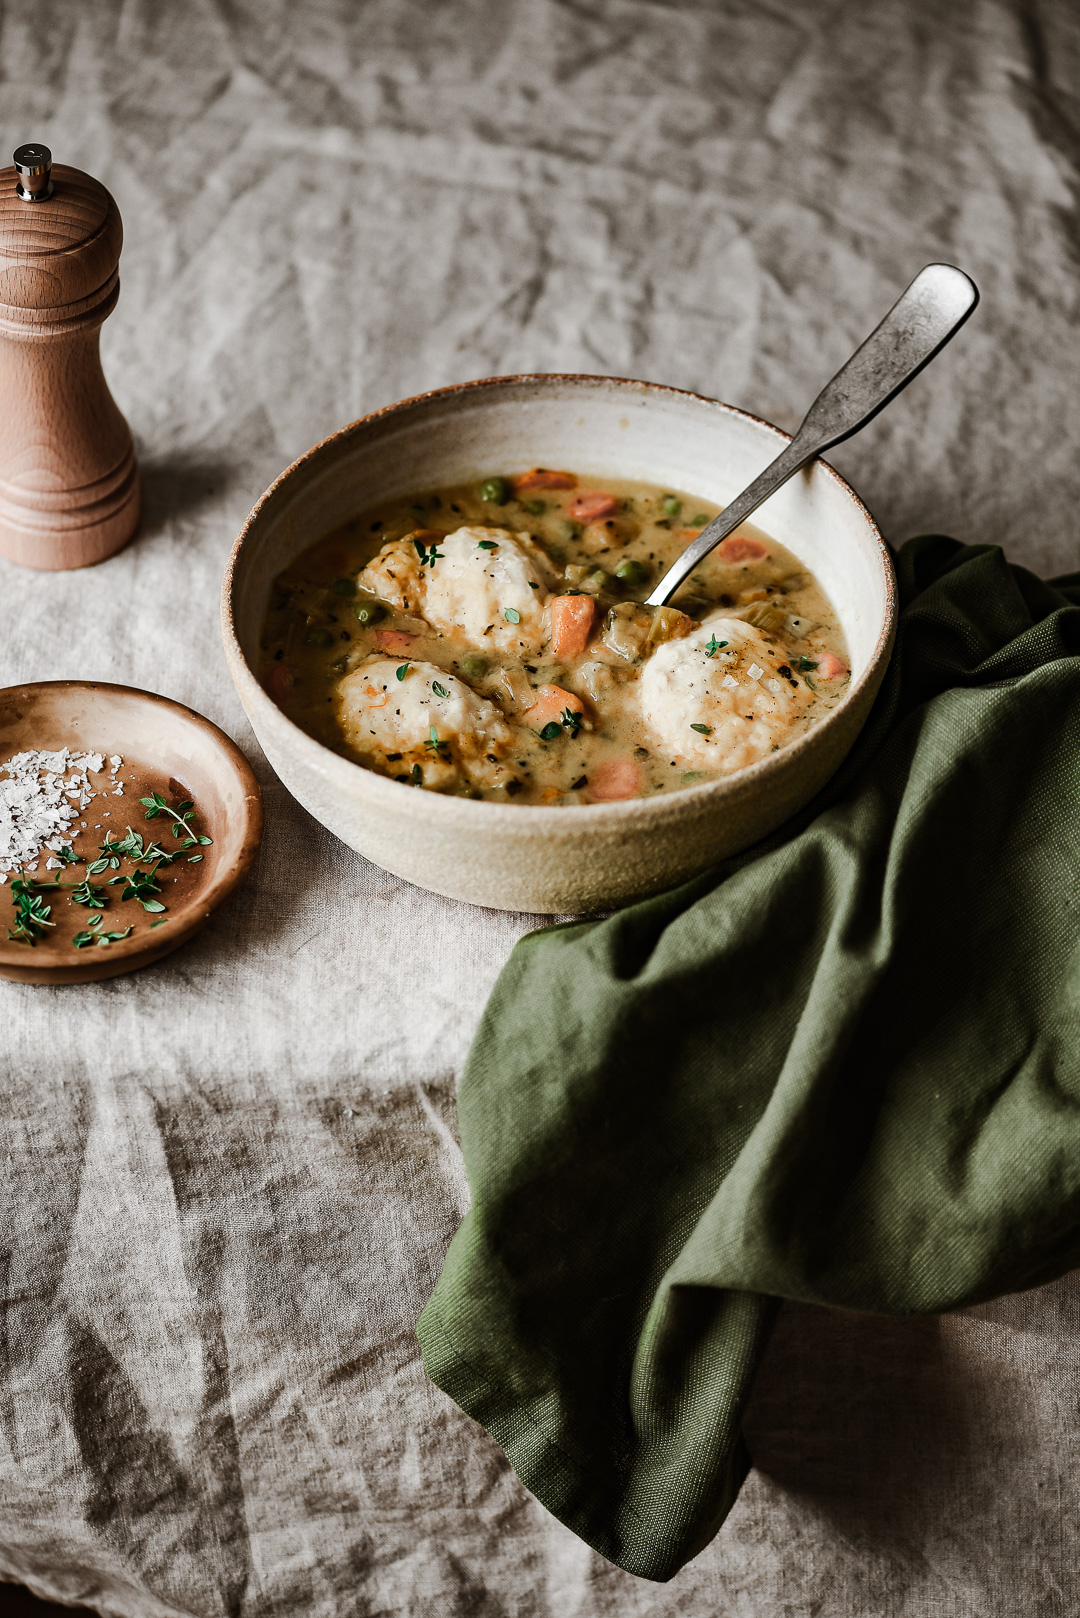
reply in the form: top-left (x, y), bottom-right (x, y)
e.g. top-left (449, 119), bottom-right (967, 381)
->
top-left (259, 471), bottom-right (850, 805)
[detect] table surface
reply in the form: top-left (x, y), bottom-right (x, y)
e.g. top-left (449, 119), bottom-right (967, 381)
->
top-left (2, 3), bottom-right (1079, 1615)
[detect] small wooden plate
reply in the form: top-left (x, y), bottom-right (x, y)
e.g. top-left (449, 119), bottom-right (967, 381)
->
top-left (0, 682), bottom-right (262, 984)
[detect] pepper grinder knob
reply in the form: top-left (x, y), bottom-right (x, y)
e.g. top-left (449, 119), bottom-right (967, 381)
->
top-left (0, 143), bottom-right (140, 570)
top-left (13, 143), bottom-right (54, 202)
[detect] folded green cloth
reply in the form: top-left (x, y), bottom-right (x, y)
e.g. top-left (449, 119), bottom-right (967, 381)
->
top-left (417, 538), bottom-right (1080, 1581)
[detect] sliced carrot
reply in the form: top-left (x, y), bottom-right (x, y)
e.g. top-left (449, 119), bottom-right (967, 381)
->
top-left (717, 535), bottom-right (768, 564)
top-left (525, 684), bottom-right (586, 728)
top-left (587, 758), bottom-right (643, 801)
top-left (263, 663), bottom-right (294, 703)
top-left (375, 630), bottom-right (418, 653)
top-left (514, 468), bottom-right (577, 491)
top-left (549, 594), bottom-right (597, 659)
top-left (816, 652), bottom-right (848, 680)
top-left (568, 490), bottom-right (619, 522)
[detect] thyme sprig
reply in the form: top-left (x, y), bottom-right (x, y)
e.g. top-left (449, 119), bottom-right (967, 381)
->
top-left (7, 878), bottom-right (56, 944)
top-left (73, 914), bottom-right (134, 949)
top-left (539, 708), bottom-right (583, 743)
top-left (139, 793), bottom-right (213, 864)
top-left (109, 863), bottom-right (166, 911)
top-left (89, 827), bottom-right (175, 873)
top-left (413, 538), bottom-right (444, 570)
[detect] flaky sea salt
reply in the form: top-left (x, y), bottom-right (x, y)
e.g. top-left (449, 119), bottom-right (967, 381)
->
top-left (0, 748), bottom-right (122, 881)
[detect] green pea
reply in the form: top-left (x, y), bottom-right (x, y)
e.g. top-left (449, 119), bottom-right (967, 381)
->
top-left (355, 597), bottom-right (386, 626)
top-left (524, 498), bottom-right (546, 516)
top-left (662, 495), bottom-right (682, 518)
top-left (331, 576), bottom-right (356, 597)
top-left (583, 568), bottom-right (610, 594)
top-left (558, 520), bottom-right (581, 542)
top-left (614, 558), bottom-right (650, 588)
top-left (305, 627), bottom-right (334, 648)
top-left (691, 513), bottom-right (710, 527)
top-left (480, 476), bottom-right (509, 505)
top-left (460, 653), bottom-right (488, 678)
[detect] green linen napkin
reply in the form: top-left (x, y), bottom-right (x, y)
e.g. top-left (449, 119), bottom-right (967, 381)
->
top-left (417, 537), bottom-right (1080, 1582)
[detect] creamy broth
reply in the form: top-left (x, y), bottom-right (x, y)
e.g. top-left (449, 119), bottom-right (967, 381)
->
top-left (259, 472), bottom-right (850, 806)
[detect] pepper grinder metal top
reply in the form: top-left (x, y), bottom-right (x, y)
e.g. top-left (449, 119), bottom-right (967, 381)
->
top-left (13, 143), bottom-right (55, 202)
top-left (0, 142), bottom-right (140, 570)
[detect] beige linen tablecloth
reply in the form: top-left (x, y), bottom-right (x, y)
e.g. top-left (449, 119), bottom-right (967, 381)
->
top-left (1, 2), bottom-right (1078, 1613)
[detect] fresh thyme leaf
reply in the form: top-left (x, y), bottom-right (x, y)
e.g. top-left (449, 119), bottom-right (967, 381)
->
top-left (413, 539), bottom-right (445, 569)
top-left (396, 664), bottom-right (410, 681)
top-left (431, 681), bottom-right (450, 699)
top-left (690, 723), bottom-right (712, 734)
top-left (560, 707), bottom-right (582, 735)
top-left (796, 656), bottom-right (819, 671)
top-left (504, 608), bottom-right (521, 624)
top-left (86, 858), bottom-right (110, 876)
top-left (56, 845), bottom-right (79, 865)
top-left (187, 854), bottom-right (203, 863)
top-left (81, 924), bottom-right (134, 947)
top-left (539, 721), bottom-right (562, 741)
top-left (70, 880), bottom-right (107, 909)
top-left (476, 540), bottom-right (498, 551)
top-left (410, 763), bottom-right (422, 785)
top-left (705, 635), bottom-right (729, 657)
top-left (138, 794), bottom-right (211, 857)
top-left (87, 913), bottom-right (104, 931)
top-left (424, 725), bottom-right (447, 754)
top-left (6, 878), bottom-right (55, 945)
top-left (150, 918), bottom-right (169, 928)
top-left (118, 865), bottom-right (164, 905)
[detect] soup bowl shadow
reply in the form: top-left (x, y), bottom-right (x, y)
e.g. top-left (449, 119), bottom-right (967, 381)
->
top-left (222, 375), bottom-right (896, 914)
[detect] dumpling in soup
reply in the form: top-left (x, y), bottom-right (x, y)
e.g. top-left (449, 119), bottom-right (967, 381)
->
top-left (639, 617), bottom-right (815, 773)
top-left (335, 657), bottom-right (514, 790)
top-left (357, 526), bottom-right (558, 655)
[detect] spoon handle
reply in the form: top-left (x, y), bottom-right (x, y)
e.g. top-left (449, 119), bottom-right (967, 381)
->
top-left (645, 263), bottom-right (979, 608)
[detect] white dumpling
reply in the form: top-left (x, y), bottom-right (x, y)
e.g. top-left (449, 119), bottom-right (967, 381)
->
top-left (335, 657), bottom-right (514, 791)
top-left (639, 616), bottom-right (816, 773)
top-left (357, 526), bottom-right (558, 653)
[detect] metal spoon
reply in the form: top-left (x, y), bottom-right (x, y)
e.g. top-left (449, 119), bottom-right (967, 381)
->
top-left (645, 262), bottom-right (979, 608)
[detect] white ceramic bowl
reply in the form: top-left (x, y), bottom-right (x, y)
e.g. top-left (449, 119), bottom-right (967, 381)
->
top-left (222, 376), bottom-right (896, 913)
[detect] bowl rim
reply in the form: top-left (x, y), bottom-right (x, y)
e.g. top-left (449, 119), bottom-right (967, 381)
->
top-left (222, 372), bottom-right (897, 830)
top-left (0, 679), bottom-right (263, 974)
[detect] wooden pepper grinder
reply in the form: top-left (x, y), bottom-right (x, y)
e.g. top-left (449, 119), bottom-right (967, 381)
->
top-left (0, 144), bottom-right (140, 570)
